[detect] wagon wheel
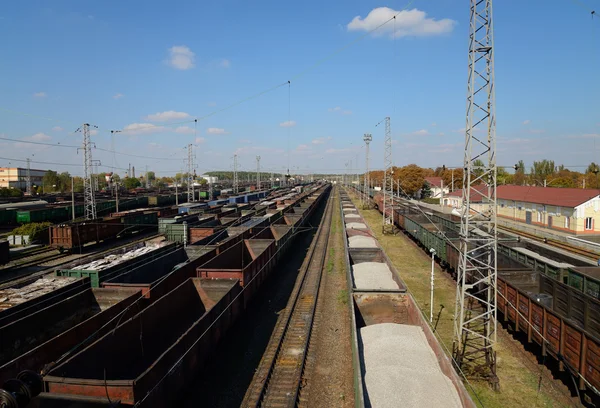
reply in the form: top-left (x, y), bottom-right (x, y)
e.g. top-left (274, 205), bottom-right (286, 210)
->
top-left (17, 370), bottom-right (43, 398)
top-left (1, 378), bottom-right (31, 407)
top-left (0, 389), bottom-right (19, 408)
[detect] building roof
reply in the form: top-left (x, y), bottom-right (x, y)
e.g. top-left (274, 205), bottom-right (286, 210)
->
top-left (497, 185), bottom-right (600, 208)
top-left (446, 184), bottom-right (487, 202)
top-left (447, 184), bottom-right (600, 208)
top-left (424, 177), bottom-right (443, 188)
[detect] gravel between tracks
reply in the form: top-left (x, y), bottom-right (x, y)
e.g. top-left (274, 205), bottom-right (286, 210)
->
top-left (360, 323), bottom-right (462, 408)
top-left (352, 262), bottom-right (398, 290)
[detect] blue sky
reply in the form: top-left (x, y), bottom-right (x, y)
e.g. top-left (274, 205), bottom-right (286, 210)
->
top-left (0, 0), bottom-right (598, 177)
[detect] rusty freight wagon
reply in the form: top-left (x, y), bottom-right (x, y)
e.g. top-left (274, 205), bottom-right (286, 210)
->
top-left (49, 218), bottom-right (124, 252)
top-left (497, 269), bottom-right (600, 395)
top-left (44, 278), bottom-right (242, 407)
top-left (196, 239), bottom-right (276, 307)
top-left (0, 287), bottom-right (141, 383)
top-left (340, 190), bottom-right (475, 408)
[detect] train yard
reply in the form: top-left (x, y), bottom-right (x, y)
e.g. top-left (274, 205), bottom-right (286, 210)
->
top-left (0, 182), bottom-right (599, 407)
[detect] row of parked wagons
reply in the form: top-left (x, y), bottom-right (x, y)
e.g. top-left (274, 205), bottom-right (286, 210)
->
top-left (364, 188), bottom-right (600, 402)
top-left (0, 184), bottom-right (329, 407)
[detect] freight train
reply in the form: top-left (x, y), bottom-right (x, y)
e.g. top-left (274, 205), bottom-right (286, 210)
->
top-left (0, 189), bottom-right (273, 226)
top-left (340, 189), bottom-right (475, 407)
top-left (0, 183), bottom-right (329, 407)
top-left (358, 187), bottom-right (600, 403)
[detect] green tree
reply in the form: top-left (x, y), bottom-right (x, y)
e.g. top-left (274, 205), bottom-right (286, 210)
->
top-left (420, 182), bottom-right (432, 199)
top-left (147, 171), bottom-right (156, 181)
top-left (123, 177), bottom-right (141, 189)
top-left (42, 170), bottom-right (60, 192)
top-left (530, 159), bottom-right (556, 185)
top-left (513, 160), bottom-right (526, 185)
top-left (395, 164), bottom-right (425, 197)
top-left (57, 172), bottom-right (72, 192)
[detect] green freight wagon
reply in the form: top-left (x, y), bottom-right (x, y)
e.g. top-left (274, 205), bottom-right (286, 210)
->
top-left (0, 209), bottom-right (16, 225)
top-left (57, 243), bottom-right (178, 287)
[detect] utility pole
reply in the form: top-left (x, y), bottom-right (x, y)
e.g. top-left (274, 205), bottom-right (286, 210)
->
top-left (209, 177), bottom-right (214, 200)
top-left (79, 123), bottom-right (97, 220)
top-left (453, 0), bottom-right (499, 389)
top-left (26, 158), bottom-right (32, 195)
top-left (271, 172), bottom-right (274, 189)
top-left (256, 155), bottom-right (261, 190)
top-left (378, 117), bottom-right (393, 234)
top-left (363, 133), bottom-right (372, 208)
top-left (71, 176), bottom-right (75, 221)
top-left (175, 178), bottom-right (179, 205)
top-left (186, 144), bottom-right (193, 203)
top-left (115, 182), bottom-right (119, 213)
top-left (233, 154), bottom-right (239, 194)
top-left (145, 165), bottom-right (150, 189)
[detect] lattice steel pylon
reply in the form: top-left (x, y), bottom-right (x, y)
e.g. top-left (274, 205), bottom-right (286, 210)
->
top-left (256, 155), bottom-right (261, 190)
top-left (26, 158), bottom-right (32, 195)
top-left (378, 117), bottom-right (393, 234)
top-left (233, 154), bottom-right (239, 194)
top-left (363, 133), bottom-right (372, 208)
top-left (187, 144), bottom-right (194, 203)
top-left (452, 0), bottom-right (499, 388)
top-left (81, 123), bottom-right (97, 220)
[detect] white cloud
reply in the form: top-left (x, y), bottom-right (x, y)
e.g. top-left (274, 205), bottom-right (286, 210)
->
top-left (279, 120), bottom-right (296, 128)
top-left (528, 129), bottom-right (545, 134)
top-left (438, 132), bottom-right (445, 136)
top-left (166, 45), bottom-right (195, 70)
top-left (207, 102), bottom-right (217, 107)
top-left (148, 142), bottom-right (162, 148)
top-left (206, 127), bottom-right (228, 135)
top-left (239, 139), bottom-right (252, 144)
top-left (220, 59), bottom-right (231, 68)
top-left (52, 126), bottom-right (64, 132)
top-left (122, 123), bottom-right (165, 135)
top-left (33, 92), bottom-right (47, 98)
top-left (431, 122), bottom-right (437, 127)
top-left (347, 7), bottom-right (456, 38)
top-left (523, 119), bottom-right (531, 125)
top-left (195, 137), bottom-right (206, 144)
top-left (328, 106), bottom-right (352, 115)
top-left (411, 129), bottom-right (429, 136)
top-left (90, 129), bottom-right (98, 136)
top-left (312, 136), bottom-right (332, 145)
top-left (296, 144), bottom-right (310, 151)
top-left (29, 133), bottom-right (51, 141)
top-left (113, 93), bottom-right (124, 100)
top-left (175, 126), bottom-right (195, 134)
top-left (145, 110), bottom-right (191, 122)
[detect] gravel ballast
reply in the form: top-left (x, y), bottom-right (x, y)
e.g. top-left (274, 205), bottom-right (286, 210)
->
top-left (352, 262), bottom-right (398, 290)
top-left (360, 323), bottom-right (462, 408)
top-left (348, 236), bottom-right (378, 248)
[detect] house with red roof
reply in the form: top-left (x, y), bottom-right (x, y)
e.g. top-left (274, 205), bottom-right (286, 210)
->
top-left (442, 184), bottom-right (600, 234)
top-left (423, 177), bottom-right (450, 199)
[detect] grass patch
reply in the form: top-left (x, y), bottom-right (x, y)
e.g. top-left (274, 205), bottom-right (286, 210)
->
top-left (347, 191), bottom-right (571, 408)
top-left (337, 289), bottom-right (348, 306)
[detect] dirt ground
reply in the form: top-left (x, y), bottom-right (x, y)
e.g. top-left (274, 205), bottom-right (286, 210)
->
top-left (350, 191), bottom-right (580, 408)
top-left (303, 187), bottom-right (354, 408)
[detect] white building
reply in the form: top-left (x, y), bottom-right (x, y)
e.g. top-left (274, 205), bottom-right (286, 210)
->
top-left (0, 167), bottom-right (47, 190)
top-left (200, 175), bottom-right (218, 184)
top-left (424, 177), bottom-right (450, 198)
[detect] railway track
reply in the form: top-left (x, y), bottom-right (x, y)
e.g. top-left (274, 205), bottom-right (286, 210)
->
top-left (498, 225), bottom-right (599, 262)
top-left (242, 190), bottom-right (334, 408)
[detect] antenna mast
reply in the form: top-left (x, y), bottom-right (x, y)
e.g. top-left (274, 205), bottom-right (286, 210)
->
top-left (26, 158), bottom-right (32, 196)
top-left (378, 117), bottom-right (393, 234)
top-left (233, 154), bottom-right (239, 194)
top-left (256, 156), bottom-right (261, 190)
top-left (452, 0), bottom-right (498, 388)
top-left (81, 123), bottom-right (97, 220)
